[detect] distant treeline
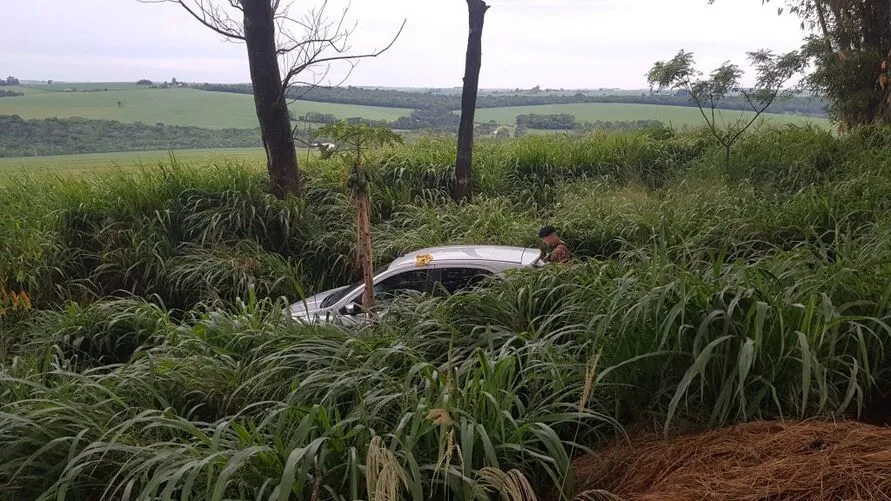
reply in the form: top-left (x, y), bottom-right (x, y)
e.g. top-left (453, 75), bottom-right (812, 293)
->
top-left (297, 109), bottom-right (460, 132)
top-left (293, 110), bottom-right (667, 135)
top-left (0, 115), bottom-right (261, 157)
top-left (296, 111), bottom-right (389, 127)
top-left (517, 113), bottom-right (576, 129)
top-left (195, 83), bottom-right (829, 117)
top-left (391, 108), bottom-right (461, 131)
top-left (579, 119), bottom-right (667, 132)
top-left (516, 113), bottom-right (668, 132)
top-left (0, 90), bottom-right (23, 98)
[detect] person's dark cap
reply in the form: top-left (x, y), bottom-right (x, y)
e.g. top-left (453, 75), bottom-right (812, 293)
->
top-left (538, 225), bottom-right (556, 238)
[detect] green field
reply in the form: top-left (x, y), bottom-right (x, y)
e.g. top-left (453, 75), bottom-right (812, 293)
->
top-left (475, 102), bottom-right (830, 128)
top-left (0, 86), bottom-right (411, 128)
top-left (21, 82), bottom-right (147, 92)
top-left (2, 84), bottom-right (831, 132)
top-left (0, 148), bottom-right (268, 177)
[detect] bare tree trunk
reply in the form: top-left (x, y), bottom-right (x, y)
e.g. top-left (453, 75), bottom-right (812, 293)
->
top-left (453, 0), bottom-right (489, 204)
top-left (242, 0), bottom-right (301, 198)
top-left (357, 192), bottom-right (375, 310)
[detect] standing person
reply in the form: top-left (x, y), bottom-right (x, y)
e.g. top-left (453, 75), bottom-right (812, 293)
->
top-left (538, 225), bottom-right (571, 264)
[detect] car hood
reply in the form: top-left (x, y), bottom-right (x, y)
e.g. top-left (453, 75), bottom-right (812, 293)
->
top-left (288, 285), bottom-right (348, 319)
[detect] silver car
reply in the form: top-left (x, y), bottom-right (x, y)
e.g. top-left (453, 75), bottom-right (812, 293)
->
top-left (288, 245), bottom-right (543, 325)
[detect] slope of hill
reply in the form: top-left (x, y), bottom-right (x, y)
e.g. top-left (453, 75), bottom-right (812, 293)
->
top-left (0, 86), bottom-right (411, 128)
top-left (0, 115), bottom-right (261, 157)
top-left (475, 103), bottom-right (830, 128)
top-left (199, 83), bottom-right (829, 117)
top-left (0, 83), bottom-right (832, 149)
top-left (0, 148), bottom-right (267, 177)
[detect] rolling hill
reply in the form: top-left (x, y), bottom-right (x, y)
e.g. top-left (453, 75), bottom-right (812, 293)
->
top-left (0, 85), bottom-right (411, 128)
top-left (475, 103), bottom-right (829, 129)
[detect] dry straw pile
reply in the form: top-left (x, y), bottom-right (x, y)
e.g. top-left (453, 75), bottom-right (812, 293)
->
top-left (572, 420), bottom-right (891, 501)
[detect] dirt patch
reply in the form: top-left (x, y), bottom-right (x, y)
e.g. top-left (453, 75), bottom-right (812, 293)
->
top-left (571, 420), bottom-right (891, 501)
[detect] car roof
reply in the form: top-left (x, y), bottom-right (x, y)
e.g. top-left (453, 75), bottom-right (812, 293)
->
top-left (387, 245), bottom-right (540, 269)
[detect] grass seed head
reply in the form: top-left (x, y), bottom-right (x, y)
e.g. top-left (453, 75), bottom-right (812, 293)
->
top-left (479, 467), bottom-right (539, 501)
top-left (426, 408), bottom-right (453, 426)
top-left (366, 436), bottom-right (407, 501)
top-left (579, 350), bottom-right (602, 413)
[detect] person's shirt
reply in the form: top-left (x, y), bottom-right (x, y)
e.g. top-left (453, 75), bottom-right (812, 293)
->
top-left (545, 240), bottom-right (571, 263)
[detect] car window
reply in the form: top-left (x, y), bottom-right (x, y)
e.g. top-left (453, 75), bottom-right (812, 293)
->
top-left (432, 267), bottom-right (493, 296)
top-left (374, 270), bottom-right (430, 300)
top-left (321, 264), bottom-right (390, 308)
top-left (345, 270), bottom-right (432, 309)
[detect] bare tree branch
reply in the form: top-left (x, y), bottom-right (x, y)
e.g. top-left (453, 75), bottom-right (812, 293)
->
top-left (684, 80), bottom-right (722, 144)
top-left (732, 88), bottom-right (779, 145)
top-left (142, 0), bottom-right (404, 102)
top-left (286, 64), bottom-right (357, 103)
top-left (138, 0), bottom-right (246, 41)
top-left (280, 19), bottom-right (405, 95)
top-left (140, 0), bottom-right (406, 197)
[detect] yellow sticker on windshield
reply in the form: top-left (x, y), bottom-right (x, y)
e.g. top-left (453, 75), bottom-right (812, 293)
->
top-left (415, 254), bottom-right (432, 266)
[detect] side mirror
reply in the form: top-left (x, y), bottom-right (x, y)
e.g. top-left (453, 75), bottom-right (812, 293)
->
top-left (343, 303), bottom-right (362, 316)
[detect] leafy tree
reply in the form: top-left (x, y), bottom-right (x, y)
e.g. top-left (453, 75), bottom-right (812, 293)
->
top-left (715, 0), bottom-right (891, 128)
top-left (516, 113), bottom-right (576, 129)
top-left (475, 120), bottom-right (500, 135)
top-left (315, 122), bottom-right (403, 310)
top-left (579, 119), bottom-right (666, 132)
top-left (298, 111), bottom-right (338, 124)
top-left (391, 108), bottom-right (460, 131)
top-left (142, 0), bottom-right (404, 198)
top-left (648, 49), bottom-right (803, 170)
top-left (136, 79), bottom-right (153, 85)
top-left (344, 117), bottom-right (389, 127)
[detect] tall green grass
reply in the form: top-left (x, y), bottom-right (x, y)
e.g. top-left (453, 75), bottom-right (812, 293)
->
top-left (5, 124), bottom-right (886, 312)
top-left (2, 229), bottom-right (889, 499)
top-left (2, 125), bottom-right (891, 499)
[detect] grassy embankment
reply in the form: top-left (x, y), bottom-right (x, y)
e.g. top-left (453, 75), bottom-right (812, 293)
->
top-left (1, 124), bottom-right (889, 500)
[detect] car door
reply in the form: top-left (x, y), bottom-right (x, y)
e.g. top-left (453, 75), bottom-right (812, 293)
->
top-left (430, 265), bottom-right (495, 296)
top-left (338, 268), bottom-right (434, 321)
top-left (370, 269), bottom-right (434, 303)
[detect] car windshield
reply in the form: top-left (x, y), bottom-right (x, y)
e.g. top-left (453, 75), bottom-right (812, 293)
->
top-left (320, 264), bottom-right (389, 308)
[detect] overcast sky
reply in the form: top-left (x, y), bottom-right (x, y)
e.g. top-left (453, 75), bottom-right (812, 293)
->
top-left (1, 0), bottom-right (809, 89)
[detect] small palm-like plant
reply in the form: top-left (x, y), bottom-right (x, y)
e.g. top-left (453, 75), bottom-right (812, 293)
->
top-left (315, 122), bottom-right (403, 309)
